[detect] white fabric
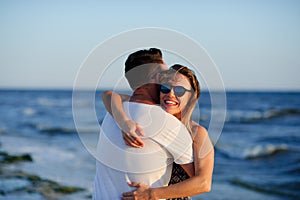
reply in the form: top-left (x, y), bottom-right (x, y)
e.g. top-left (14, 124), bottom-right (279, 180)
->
top-left (93, 102), bottom-right (193, 200)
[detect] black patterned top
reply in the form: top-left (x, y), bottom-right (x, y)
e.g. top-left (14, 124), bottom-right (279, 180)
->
top-left (167, 162), bottom-right (191, 200)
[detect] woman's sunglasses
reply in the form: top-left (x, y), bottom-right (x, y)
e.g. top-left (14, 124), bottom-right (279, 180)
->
top-left (160, 84), bottom-right (192, 97)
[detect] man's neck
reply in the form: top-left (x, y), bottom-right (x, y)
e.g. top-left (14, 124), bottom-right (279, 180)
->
top-left (129, 84), bottom-right (159, 105)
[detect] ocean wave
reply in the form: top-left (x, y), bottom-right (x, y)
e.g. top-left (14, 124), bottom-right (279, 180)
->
top-left (258, 136), bottom-right (300, 146)
top-left (21, 122), bottom-right (76, 134)
top-left (39, 127), bottom-right (76, 134)
top-left (242, 144), bottom-right (289, 159)
top-left (230, 178), bottom-right (300, 198)
top-left (226, 108), bottom-right (300, 123)
top-left (215, 143), bottom-right (291, 160)
top-left (192, 108), bottom-right (300, 123)
top-left (281, 163), bottom-right (300, 175)
top-left (21, 122), bottom-right (100, 135)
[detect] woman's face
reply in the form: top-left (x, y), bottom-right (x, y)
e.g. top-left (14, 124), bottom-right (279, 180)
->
top-left (160, 73), bottom-right (192, 117)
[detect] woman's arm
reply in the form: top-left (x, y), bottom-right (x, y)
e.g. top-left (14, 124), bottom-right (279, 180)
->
top-left (101, 90), bottom-right (144, 147)
top-left (101, 90), bottom-right (130, 121)
top-left (122, 126), bottom-right (214, 199)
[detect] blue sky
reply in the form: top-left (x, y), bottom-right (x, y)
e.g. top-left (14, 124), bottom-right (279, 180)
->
top-left (1, 0), bottom-right (299, 90)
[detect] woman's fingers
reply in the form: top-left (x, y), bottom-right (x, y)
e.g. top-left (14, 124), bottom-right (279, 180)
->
top-left (133, 135), bottom-right (144, 147)
top-left (129, 123), bottom-right (144, 147)
top-left (122, 182), bottom-right (140, 197)
top-left (122, 182), bottom-right (152, 200)
top-left (135, 124), bottom-right (145, 137)
top-left (127, 182), bottom-right (141, 187)
top-left (122, 191), bottom-right (133, 197)
top-left (120, 120), bottom-right (145, 148)
top-left (122, 132), bottom-right (144, 148)
top-left (123, 133), bottom-right (139, 148)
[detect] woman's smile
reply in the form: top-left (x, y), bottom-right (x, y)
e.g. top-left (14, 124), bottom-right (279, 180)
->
top-left (164, 99), bottom-right (178, 106)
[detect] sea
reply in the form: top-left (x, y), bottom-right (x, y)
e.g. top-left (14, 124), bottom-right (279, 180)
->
top-left (0, 89), bottom-right (299, 200)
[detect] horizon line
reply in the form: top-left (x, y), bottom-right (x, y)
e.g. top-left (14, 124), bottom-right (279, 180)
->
top-left (0, 87), bottom-right (300, 93)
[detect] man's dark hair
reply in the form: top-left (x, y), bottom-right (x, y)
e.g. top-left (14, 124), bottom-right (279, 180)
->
top-left (125, 48), bottom-right (164, 73)
top-left (124, 48), bottom-right (165, 90)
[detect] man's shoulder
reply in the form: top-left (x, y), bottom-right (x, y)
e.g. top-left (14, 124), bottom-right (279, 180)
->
top-left (124, 102), bottom-right (181, 122)
top-left (123, 101), bottom-right (159, 108)
top-left (123, 102), bottom-right (165, 115)
top-left (122, 102), bottom-right (185, 134)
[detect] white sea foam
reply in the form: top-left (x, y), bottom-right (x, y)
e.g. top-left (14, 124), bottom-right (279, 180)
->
top-left (37, 98), bottom-right (70, 107)
top-left (22, 107), bottom-right (37, 116)
top-left (242, 144), bottom-right (289, 159)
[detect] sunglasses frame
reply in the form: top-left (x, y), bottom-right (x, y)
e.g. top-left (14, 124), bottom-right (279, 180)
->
top-left (160, 84), bottom-right (192, 97)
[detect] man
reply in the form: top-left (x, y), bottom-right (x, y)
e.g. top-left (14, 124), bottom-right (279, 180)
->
top-left (93, 48), bottom-right (193, 199)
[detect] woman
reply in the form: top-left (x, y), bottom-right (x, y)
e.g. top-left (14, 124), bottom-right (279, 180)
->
top-left (102, 65), bottom-right (214, 199)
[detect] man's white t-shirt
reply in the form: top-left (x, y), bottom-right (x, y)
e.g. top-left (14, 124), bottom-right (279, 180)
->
top-left (93, 102), bottom-right (193, 200)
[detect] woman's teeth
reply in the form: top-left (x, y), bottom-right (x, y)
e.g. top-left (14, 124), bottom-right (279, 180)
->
top-left (165, 100), bottom-right (177, 105)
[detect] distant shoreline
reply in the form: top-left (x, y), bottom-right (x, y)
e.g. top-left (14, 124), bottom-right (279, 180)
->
top-left (0, 88), bottom-right (299, 94)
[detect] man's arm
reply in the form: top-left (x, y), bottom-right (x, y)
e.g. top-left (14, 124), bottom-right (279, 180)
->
top-left (101, 90), bottom-right (144, 147)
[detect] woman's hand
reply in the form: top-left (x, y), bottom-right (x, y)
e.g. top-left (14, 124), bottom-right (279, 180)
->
top-left (120, 120), bottom-right (145, 148)
top-left (122, 182), bottom-right (157, 200)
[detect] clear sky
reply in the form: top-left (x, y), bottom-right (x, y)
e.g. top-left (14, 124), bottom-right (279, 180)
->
top-left (1, 0), bottom-right (299, 91)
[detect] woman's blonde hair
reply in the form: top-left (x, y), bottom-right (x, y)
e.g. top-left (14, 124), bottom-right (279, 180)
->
top-left (159, 64), bottom-right (200, 134)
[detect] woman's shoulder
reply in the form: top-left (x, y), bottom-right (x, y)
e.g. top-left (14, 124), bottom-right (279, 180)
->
top-left (190, 122), bottom-right (209, 142)
top-left (191, 121), bottom-right (207, 135)
top-left (191, 122), bottom-right (214, 157)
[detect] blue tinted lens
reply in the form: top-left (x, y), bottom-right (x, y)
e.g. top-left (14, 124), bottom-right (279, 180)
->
top-left (173, 86), bottom-right (186, 97)
top-left (160, 85), bottom-right (171, 94)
